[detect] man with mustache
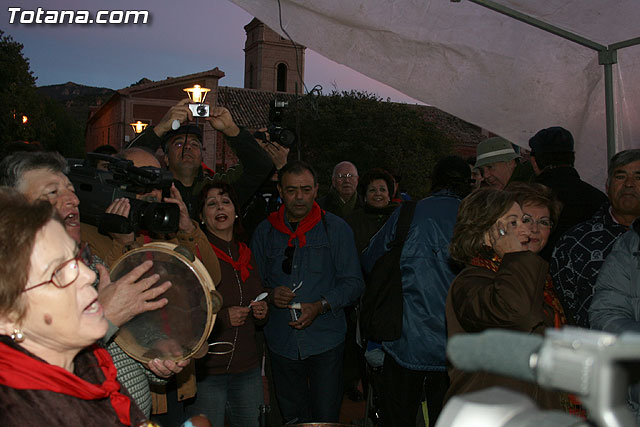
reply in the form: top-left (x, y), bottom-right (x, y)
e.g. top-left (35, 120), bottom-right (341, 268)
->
top-left (251, 160), bottom-right (364, 424)
top-left (318, 161), bottom-right (360, 218)
top-left (551, 149), bottom-right (640, 328)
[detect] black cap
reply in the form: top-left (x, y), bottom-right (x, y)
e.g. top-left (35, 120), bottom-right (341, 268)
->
top-left (529, 127), bottom-right (574, 153)
top-left (162, 124), bottom-right (203, 150)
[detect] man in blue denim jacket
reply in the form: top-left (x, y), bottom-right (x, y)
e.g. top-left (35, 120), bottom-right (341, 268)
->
top-left (251, 160), bottom-right (365, 424)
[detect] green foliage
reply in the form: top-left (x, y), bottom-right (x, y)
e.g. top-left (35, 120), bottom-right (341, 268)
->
top-left (283, 90), bottom-right (453, 199)
top-left (0, 30), bottom-right (84, 156)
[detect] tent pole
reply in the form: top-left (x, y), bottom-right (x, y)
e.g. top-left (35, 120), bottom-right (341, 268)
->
top-left (600, 50), bottom-right (618, 161)
top-left (458, 0), bottom-right (640, 160)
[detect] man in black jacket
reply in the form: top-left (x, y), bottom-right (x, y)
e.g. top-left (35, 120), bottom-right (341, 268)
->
top-left (529, 126), bottom-right (607, 260)
top-left (130, 99), bottom-right (274, 218)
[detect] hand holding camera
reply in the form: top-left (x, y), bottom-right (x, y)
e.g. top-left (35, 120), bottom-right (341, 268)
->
top-left (154, 98), bottom-right (193, 138)
top-left (206, 106), bottom-right (240, 137)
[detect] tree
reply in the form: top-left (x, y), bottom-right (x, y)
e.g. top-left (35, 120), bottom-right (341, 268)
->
top-left (0, 30), bottom-right (50, 145)
top-left (282, 90), bottom-right (454, 199)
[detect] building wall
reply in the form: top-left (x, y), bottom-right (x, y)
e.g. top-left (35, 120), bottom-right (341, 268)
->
top-left (244, 19), bottom-right (305, 94)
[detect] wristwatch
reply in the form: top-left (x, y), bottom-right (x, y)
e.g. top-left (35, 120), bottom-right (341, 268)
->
top-left (320, 298), bottom-right (330, 315)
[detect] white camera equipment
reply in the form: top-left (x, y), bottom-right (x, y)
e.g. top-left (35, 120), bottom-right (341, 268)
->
top-left (439, 327), bottom-right (640, 427)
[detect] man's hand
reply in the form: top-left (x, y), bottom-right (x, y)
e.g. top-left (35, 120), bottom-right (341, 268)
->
top-left (147, 358), bottom-right (189, 378)
top-left (163, 183), bottom-right (195, 234)
top-left (105, 198), bottom-right (135, 245)
top-left (258, 136), bottom-right (290, 170)
top-left (271, 286), bottom-right (295, 308)
top-left (96, 261), bottom-right (172, 327)
top-left (227, 306), bottom-right (251, 327)
top-left (153, 98), bottom-right (193, 138)
top-left (206, 106), bottom-right (240, 137)
top-left (249, 300), bottom-right (268, 320)
top-left (288, 301), bottom-right (322, 330)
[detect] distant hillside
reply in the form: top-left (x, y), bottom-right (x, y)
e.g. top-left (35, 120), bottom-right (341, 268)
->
top-left (37, 82), bottom-right (115, 124)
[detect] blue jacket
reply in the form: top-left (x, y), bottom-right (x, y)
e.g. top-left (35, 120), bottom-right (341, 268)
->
top-left (361, 191), bottom-right (461, 371)
top-left (251, 211), bottom-right (365, 360)
top-left (589, 223), bottom-right (640, 422)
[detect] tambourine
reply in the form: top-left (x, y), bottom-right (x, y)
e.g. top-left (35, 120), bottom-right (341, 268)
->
top-left (111, 242), bottom-right (223, 363)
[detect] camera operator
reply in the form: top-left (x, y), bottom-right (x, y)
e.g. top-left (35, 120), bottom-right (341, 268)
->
top-left (130, 99), bottom-right (274, 218)
top-left (81, 147), bottom-right (223, 420)
top-left (0, 150), bottom-right (188, 417)
top-left (82, 147), bottom-right (220, 277)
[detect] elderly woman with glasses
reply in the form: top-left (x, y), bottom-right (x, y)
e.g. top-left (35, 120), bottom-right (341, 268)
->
top-left (0, 188), bottom-right (146, 426)
top-left (190, 181), bottom-right (268, 427)
top-left (444, 188), bottom-right (568, 412)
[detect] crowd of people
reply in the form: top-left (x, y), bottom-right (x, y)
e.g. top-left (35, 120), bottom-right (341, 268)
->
top-left (0, 96), bottom-right (639, 427)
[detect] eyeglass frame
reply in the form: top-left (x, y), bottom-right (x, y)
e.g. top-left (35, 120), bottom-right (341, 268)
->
top-left (335, 173), bottom-right (357, 181)
top-left (282, 245), bottom-right (296, 275)
top-left (522, 214), bottom-right (554, 229)
top-left (23, 243), bottom-right (92, 292)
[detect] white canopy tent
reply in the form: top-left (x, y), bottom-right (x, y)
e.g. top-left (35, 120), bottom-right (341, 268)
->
top-left (229, 0), bottom-right (640, 187)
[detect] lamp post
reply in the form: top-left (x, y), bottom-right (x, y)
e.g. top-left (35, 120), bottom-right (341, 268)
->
top-left (130, 120), bottom-right (148, 134)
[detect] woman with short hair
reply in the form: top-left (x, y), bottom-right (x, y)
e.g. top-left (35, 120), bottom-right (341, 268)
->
top-left (445, 188), bottom-right (566, 410)
top-left (0, 188), bottom-right (146, 426)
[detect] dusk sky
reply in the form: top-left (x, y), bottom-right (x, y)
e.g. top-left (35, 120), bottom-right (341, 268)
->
top-left (2, 0), bottom-right (423, 103)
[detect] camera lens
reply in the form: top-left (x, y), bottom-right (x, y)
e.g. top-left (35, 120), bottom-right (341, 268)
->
top-left (196, 105), bottom-right (207, 116)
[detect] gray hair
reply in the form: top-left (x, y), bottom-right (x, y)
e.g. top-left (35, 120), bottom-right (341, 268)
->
top-left (0, 151), bottom-right (68, 188)
top-left (608, 149), bottom-right (640, 180)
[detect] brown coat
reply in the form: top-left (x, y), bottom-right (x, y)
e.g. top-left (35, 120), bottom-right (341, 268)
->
top-left (445, 251), bottom-right (564, 410)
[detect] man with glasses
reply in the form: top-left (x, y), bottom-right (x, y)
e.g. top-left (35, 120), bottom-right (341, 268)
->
top-left (251, 160), bottom-right (365, 424)
top-left (130, 99), bottom-right (274, 219)
top-left (551, 149), bottom-right (640, 328)
top-left (528, 126), bottom-right (607, 260)
top-left (318, 161), bottom-right (360, 218)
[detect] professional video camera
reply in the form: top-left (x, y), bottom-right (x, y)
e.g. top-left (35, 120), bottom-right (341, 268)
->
top-left (254, 99), bottom-right (296, 148)
top-left (440, 327), bottom-right (640, 427)
top-left (67, 153), bottom-right (180, 234)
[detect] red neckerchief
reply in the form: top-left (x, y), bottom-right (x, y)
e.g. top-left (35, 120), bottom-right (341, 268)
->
top-left (0, 342), bottom-right (132, 425)
top-left (210, 241), bottom-right (254, 282)
top-left (267, 202), bottom-right (324, 248)
top-left (469, 254), bottom-right (567, 328)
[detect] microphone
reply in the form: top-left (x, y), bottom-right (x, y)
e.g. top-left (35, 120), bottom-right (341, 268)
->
top-left (447, 329), bottom-right (543, 383)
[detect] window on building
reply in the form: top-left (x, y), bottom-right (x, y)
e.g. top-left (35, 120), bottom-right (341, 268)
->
top-left (249, 64), bottom-right (254, 89)
top-left (277, 63), bottom-right (287, 92)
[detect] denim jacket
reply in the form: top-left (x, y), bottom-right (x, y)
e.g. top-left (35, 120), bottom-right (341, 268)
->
top-left (251, 211), bottom-right (365, 359)
top-left (361, 191), bottom-right (461, 371)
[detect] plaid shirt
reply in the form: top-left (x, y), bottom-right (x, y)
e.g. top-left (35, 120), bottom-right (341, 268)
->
top-left (550, 204), bottom-right (628, 328)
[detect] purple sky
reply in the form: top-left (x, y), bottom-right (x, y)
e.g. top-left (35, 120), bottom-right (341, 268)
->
top-left (3, 0), bottom-right (422, 103)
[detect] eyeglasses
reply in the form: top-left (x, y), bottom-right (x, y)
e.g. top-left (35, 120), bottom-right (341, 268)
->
top-left (172, 139), bottom-right (201, 150)
top-left (335, 173), bottom-right (357, 181)
top-left (23, 243), bottom-right (92, 292)
top-left (522, 214), bottom-right (554, 229)
top-left (282, 245), bottom-right (295, 275)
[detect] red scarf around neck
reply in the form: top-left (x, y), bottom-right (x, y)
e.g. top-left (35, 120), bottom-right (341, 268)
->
top-left (210, 241), bottom-right (254, 282)
top-left (0, 342), bottom-right (132, 425)
top-left (267, 202), bottom-right (324, 248)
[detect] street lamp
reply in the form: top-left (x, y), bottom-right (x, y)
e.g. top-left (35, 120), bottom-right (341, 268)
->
top-left (130, 120), bottom-right (148, 134)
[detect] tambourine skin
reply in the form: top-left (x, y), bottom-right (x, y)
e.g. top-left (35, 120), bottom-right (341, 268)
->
top-left (111, 242), bottom-right (222, 363)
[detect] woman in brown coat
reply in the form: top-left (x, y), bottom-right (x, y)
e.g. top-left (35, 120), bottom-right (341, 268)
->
top-left (445, 188), bottom-right (566, 410)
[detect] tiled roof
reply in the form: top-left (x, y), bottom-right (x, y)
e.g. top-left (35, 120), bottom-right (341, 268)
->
top-left (217, 86), bottom-right (297, 129)
top-left (118, 68), bottom-right (226, 95)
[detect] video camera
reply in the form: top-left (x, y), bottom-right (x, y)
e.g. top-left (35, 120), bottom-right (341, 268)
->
top-left (67, 153), bottom-right (180, 235)
top-left (254, 99), bottom-right (296, 148)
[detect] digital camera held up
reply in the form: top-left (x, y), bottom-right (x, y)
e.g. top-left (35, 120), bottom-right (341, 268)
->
top-left (184, 84), bottom-right (211, 118)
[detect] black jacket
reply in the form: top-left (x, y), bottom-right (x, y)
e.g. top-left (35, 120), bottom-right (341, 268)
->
top-left (536, 166), bottom-right (607, 260)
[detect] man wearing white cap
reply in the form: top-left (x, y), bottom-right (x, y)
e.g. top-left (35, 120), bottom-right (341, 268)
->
top-left (474, 137), bottom-right (533, 190)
